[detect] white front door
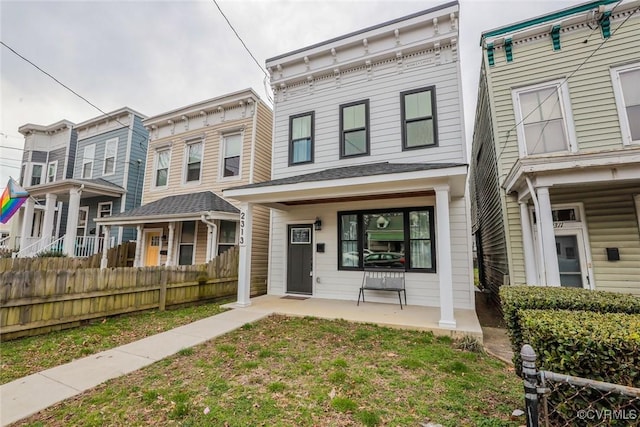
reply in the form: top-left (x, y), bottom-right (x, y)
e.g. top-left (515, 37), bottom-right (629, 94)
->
top-left (554, 229), bottom-right (590, 289)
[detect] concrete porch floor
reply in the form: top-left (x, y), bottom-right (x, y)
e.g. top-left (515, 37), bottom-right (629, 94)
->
top-left (223, 295), bottom-right (483, 343)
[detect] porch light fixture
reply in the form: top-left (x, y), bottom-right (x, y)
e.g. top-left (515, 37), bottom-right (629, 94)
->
top-left (314, 218), bottom-right (322, 231)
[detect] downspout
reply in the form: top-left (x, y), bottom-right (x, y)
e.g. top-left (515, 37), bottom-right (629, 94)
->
top-left (525, 176), bottom-right (547, 286)
top-left (201, 213), bottom-right (218, 263)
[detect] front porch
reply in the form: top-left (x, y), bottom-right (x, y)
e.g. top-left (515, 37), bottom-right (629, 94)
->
top-left (223, 294), bottom-right (482, 342)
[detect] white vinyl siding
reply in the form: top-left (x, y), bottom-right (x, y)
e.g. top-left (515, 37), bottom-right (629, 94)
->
top-left (611, 62), bottom-right (640, 145)
top-left (103, 137), bottom-right (118, 175)
top-left (82, 144), bottom-right (95, 179)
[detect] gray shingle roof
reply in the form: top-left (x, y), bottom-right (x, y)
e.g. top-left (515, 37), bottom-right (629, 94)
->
top-left (110, 191), bottom-right (239, 219)
top-left (226, 162), bottom-right (467, 191)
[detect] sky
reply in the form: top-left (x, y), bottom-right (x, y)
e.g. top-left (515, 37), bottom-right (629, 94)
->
top-left (0, 0), bottom-right (587, 187)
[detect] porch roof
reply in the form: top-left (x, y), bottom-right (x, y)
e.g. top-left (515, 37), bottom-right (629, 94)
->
top-left (97, 191), bottom-right (240, 225)
top-left (223, 162), bottom-right (468, 208)
top-left (25, 178), bottom-right (125, 199)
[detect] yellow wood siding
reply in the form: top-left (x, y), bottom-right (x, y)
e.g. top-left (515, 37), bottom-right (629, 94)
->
top-left (253, 101), bottom-right (273, 183)
top-left (250, 205), bottom-right (270, 295)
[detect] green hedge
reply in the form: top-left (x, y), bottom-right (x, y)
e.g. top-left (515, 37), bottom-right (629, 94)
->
top-left (500, 286), bottom-right (640, 372)
top-left (521, 309), bottom-right (640, 424)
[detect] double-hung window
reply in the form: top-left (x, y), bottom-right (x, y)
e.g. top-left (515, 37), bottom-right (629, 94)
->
top-left (222, 133), bottom-right (241, 178)
top-left (512, 81), bottom-right (576, 157)
top-left (184, 140), bottom-right (202, 183)
top-left (47, 161), bottom-right (57, 183)
top-left (338, 207), bottom-right (436, 272)
top-left (97, 202), bottom-right (112, 235)
top-left (401, 86), bottom-right (437, 149)
top-left (82, 144), bottom-right (95, 179)
top-left (611, 63), bottom-right (640, 145)
top-left (30, 164), bottom-right (43, 186)
top-left (218, 220), bottom-right (237, 255)
top-left (178, 221), bottom-right (196, 265)
top-left (154, 149), bottom-right (170, 187)
top-left (103, 138), bottom-right (118, 175)
top-left (289, 112), bottom-right (314, 165)
top-left (340, 100), bottom-right (369, 158)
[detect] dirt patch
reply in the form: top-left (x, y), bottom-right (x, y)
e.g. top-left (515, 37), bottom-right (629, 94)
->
top-left (475, 290), bottom-right (506, 328)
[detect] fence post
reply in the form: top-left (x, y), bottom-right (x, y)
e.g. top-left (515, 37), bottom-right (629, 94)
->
top-left (522, 344), bottom-right (539, 427)
top-left (159, 269), bottom-right (168, 311)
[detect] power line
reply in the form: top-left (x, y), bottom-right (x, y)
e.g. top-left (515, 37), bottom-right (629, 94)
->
top-left (210, 0), bottom-right (274, 105)
top-left (0, 40), bottom-right (149, 148)
top-left (0, 163), bottom-right (20, 170)
top-left (496, 3), bottom-right (637, 162)
top-left (0, 145), bottom-right (24, 152)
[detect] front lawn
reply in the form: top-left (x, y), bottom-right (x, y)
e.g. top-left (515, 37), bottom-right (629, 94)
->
top-left (16, 315), bottom-right (522, 426)
top-left (1, 301), bottom-right (227, 384)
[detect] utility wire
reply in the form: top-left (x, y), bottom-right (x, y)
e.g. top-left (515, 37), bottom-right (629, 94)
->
top-left (496, 3), bottom-right (638, 162)
top-left (0, 40), bottom-right (149, 148)
top-left (0, 145), bottom-right (25, 152)
top-left (210, 0), bottom-right (274, 105)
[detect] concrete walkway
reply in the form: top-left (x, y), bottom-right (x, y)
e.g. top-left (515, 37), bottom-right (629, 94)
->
top-left (0, 309), bottom-right (269, 426)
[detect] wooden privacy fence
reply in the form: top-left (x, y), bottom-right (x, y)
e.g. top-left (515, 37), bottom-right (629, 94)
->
top-left (0, 246), bottom-right (239, 340)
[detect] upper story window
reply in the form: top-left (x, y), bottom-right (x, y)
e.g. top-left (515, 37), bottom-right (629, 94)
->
top-left (401, 87), bottom-right (437, 149)
top-left (222, 133), bottom-right (241, 178)
top-left (154, 148), bottom-right (170, 188)
top-left (611, 63), bottom-right (640, 145)
top-left (289, 112), bottom-right (314, 165)
top-left (31, 164), bottom-right (43, 186)
top-left (82, 144), bottom-right (95, 179)
top-left (340, 100), bottom-right (369, 158)
top-left (103, 137), bottom-right (118, 175)
top-left (184, 140), bottom-right (203, 183)
top-left (47, 161), bottom-right (57, 183)
top-left (97, 202), bottom-right (112, 235)
top-left (512, 80), bottom-right (577, 157)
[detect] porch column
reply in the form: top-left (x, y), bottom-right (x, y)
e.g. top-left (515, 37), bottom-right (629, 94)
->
top-left (20, 197), bottom-right (35, 250)
top-left (133, 225), bottom-right (143, 267)
top-left (435, 185), bottom-right (456, 329)
top-left (100, 226), bottom-right (110, 269)
top-left (41, 193), bottom-right (57, 243)
top-left (536, 187), bottom-right (560, 286)
top-left (519, 201), bottom-right (538, 285)
top-left (237, 202), bottom-right (253, 307)
top-left (165, 222), bottom-right (175, 266)
top-left (63, 187), bottom-right (82, 256)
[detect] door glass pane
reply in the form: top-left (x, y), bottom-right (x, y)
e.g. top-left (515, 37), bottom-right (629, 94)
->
top-left (556, 235), bottom-right (583, 288)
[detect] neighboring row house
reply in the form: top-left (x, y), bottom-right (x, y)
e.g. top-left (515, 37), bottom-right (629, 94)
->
top-left (97, 89), bottom-right (273, 296)
top-left (14, 108), bottom-right (148, 257)
top-left (225, 1), bottom-right (475, 329)
top-left (470, 0), bottom-right (640, 300)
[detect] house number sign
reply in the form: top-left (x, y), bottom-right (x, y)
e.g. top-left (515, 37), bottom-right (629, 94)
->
top-left (239, 210), bottom-right (246, 247)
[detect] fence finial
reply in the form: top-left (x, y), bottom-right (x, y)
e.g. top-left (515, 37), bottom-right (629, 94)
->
top-left (521, 345), bottom-right (539, 427)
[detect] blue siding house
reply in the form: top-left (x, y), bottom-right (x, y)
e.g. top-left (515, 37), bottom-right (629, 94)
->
top-left (15, 108), bottom-right (148, 257)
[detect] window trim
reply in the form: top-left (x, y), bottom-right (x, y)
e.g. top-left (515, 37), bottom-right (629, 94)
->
top-left (153, 148), bottom-right (171, 189)
top-left (103, 137), bottom-right (118, 176)
top-left (339, 99), bottom-right (370, 159)
top-left (82, 144), bottom-right (96, 179)
top-left (400, 86), bottom-right (438, 150)
top-left (610, 62), bottom-right (640, 146)
top-left (97, 201), bottom-right (113, 235)
top-left (182, 139), bottom-right (204, 184)
top-left (30, 163), bottom-right (44, 186)
top-left (220, 132), bottom-right (243, 180)
top-left (337, 206), bottom-right (436, 273)
top-left (511, 79), bottom-right (578, 158)
top-left (288, 111), bottom-right (315, 166)
top-left (47, 160), bottom-right (58, 183)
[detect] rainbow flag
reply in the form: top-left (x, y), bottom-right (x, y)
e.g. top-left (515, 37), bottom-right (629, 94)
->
top-left (1, 178), bottom-right (29, 224)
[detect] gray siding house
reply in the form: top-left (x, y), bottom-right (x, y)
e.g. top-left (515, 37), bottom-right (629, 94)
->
top-left (470, 0), bottom-right (640, 300)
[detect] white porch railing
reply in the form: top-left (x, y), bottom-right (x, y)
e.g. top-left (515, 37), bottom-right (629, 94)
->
top-left (74, 236), bottom-right (115, 258)
top-left (0, 235), bottom-right (10, 250)
top-left (13, 235), bottom-right (115, 258)
top-left (13, 236), bottom-right (55, 258)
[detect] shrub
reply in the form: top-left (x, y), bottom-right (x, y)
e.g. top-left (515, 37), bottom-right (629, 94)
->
top-left (521, 309), bottom-right (640, 423)
top-left (500, 286), bottom-right (640, 372)
top-left (36, 250), bottom-right (67, 258)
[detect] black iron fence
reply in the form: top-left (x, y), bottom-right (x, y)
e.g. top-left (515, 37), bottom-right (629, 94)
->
top-left (521, 344), bottom-right (640, 427)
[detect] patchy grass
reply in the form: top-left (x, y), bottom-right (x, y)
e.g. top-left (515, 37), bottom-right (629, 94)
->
top-left (16, 316), bottom-right (522, 426)
top-left (0, 301), bottom-right (227, 384)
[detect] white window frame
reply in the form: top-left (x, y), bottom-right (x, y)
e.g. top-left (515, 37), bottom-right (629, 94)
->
top-left (610, 62), bottom-right (640, 146)
top-left (512, 79), bottom-right (578, 158)
top-left (103, 137), bottom-right (118, 176)
top-left (182, 139), bottom-right (203, 185)
top-left (153, 147), bottom-right (171, 189)
top-left (30, 163), bottom-right (44, 186)
top-left (220, 132), bottom-right (243, 180)
top-left (82, 144), bottom-right (96, 179)
top-left (97, 202), bottom-right (113, 235)
top-left (47, 160), bottom-right (58, 183)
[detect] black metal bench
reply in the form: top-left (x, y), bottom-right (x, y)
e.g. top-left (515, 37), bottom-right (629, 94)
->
top-left (357, 269), bottom-right (407, 309)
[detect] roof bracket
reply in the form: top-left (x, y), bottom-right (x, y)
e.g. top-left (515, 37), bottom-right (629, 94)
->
top-left (487, 42), bottom-right (495, 66)
top-left (504, 38), bottom-right (513, 62)
top-left (600, 10), bottom-right (611, 38)
top-left (551, 25), bottom-right (561, 50)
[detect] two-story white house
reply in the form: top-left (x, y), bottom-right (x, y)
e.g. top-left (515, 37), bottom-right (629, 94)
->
top-left (470, 0), bottom-right (640, 299)
top-left (225, 1), bottom-right (475, 330)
